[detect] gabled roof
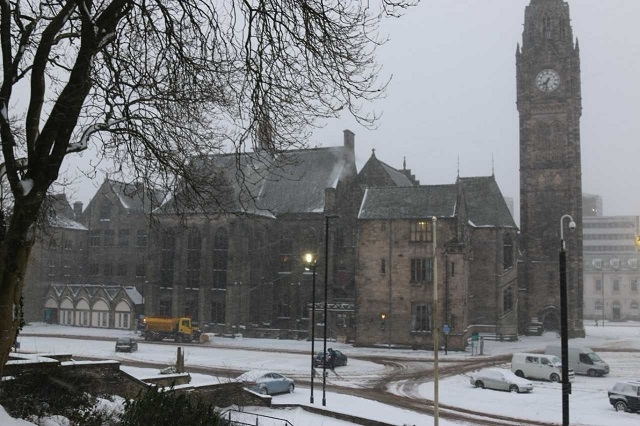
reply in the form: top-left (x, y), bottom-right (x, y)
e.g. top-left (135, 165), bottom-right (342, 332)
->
top-left (358, 185), bottom-right (457, 220)
top-left (163, 145), bottom-right (355, 216)
top-left (459, 176), bottom-right (517, 228)
top-left (46, 194), bottom-right (87, 231)
top-left (107, 180), bottom-right (167, 213)
top-left (358, 175), bottom-right (517, 229)
top-left (356, 151), bottom-right (415, 188)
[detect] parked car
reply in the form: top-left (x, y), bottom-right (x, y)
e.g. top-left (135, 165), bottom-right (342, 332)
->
top-left (115, 337), bottom-right (138, 353)
top-left (608, 381), bottom-right (640, 413)
top-left (511, 353), bottom-right (574, 382)
top-left (545, 345), bottom-right (609, 376)
top-left (469, 368), bottom-right (534, 393)
top-left (314, 348), bottom-right (348, 368)
top-left (236, 370), bottom-right (295, 395)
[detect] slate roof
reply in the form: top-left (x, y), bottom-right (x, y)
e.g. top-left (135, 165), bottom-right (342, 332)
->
top-left (163, 145), bottom-right (355, 216)
top-left (379, 162), bottom-right (415, 187)
top-left (358, 185), bottom-right (457, 220)
top-left (108, 180), bottom-right (167, 213)
top-left (47, 194), bottom-right (87, 231)
top-left (459, 176), bottom-right (517, 228)
top-left (358, 176), bottom-right (517, 228)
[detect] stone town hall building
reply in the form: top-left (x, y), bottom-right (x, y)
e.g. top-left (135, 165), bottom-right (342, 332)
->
top-left (22, 0), bottom-right (585, 348)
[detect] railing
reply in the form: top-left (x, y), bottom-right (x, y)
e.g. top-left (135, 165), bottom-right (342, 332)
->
top-left (219, 409), bottom-right (294, 426)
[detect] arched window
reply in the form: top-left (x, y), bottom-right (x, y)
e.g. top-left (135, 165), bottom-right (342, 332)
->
top-left (161, 233), bottom-right (176, 287)
top-left (503, 286), bottom-right (514, 312)
top-left (212, 228), bottom-right (228, 289)
top-left (543, 16), bottom-right (552, 39)
top-left (503, 234), bottom-right (514, 270)
top-left (186, 228), bottom-right (201, 289)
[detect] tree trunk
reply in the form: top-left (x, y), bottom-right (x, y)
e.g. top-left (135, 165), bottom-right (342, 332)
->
top-left (0, 200), bottom-right (40, 375)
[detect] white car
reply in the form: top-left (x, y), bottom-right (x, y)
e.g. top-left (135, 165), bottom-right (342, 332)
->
top-left (470, 368), bottom-right (534, 393)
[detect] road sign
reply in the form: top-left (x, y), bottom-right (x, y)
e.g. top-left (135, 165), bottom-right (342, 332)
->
top-left (443, 324), bottom-right (450, 335)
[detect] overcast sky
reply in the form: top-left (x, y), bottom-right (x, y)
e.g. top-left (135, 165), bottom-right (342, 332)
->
top-left (309, 0), bottom-right (640, 224)
top-left (67, 0), bottom-right (639, 225)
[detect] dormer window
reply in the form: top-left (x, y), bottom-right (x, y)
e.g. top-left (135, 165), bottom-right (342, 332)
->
top-left (610, 258), bottom-right (620, 269)
top-left (629, 259), bottom-right (638, 270)
top-left (593, 259), bottom-right (602, 269)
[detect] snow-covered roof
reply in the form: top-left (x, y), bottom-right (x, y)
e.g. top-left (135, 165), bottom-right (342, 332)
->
top-left (161, 145), bottom-right (356, 217)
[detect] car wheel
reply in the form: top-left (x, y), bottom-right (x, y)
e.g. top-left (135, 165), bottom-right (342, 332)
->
top-left (514, 370), bottom-right (524, 378)
top-left (587, 369), bottom-right (597, 377)
top-left (259, 387), bottom-right (269, 395)
top-left (550, 373), bottom-right (560, 382)
top-left (614, 401), bottom-right (628, 412)
top-left (509, 385), bottom-right (519, 393)
top-left (288, 384), bottom-right (295, 393)
top-left (475, 380), bottom-right (485, 389)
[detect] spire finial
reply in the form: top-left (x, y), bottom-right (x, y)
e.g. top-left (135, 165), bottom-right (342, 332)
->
top-left (403, 156), bottom-right (406, 170)
top-left (457, 155), bottom-right (460, 178)
top-left (371, 148), bottom-right (376, 157)
top-left (492, 153), bottom-right (495, 176)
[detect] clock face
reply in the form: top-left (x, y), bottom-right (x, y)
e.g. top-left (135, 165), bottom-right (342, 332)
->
top-left (535, 69), bottom-right (560, 92)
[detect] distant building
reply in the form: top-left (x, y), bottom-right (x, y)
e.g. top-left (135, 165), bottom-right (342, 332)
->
top-left (583, 193), bottom-right (603, 217)
top-left (583, 216), bottom-right (640, 322)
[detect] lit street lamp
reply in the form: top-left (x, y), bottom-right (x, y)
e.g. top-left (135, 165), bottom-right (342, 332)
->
top-left (304, 253), bottom-right (318, 404)
top-left (323, 214), bottom-right (339, 407)
top-left (559, 214), bottom-right (576, 426)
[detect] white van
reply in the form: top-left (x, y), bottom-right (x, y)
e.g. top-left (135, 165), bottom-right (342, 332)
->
top-left (511, 353), bottom-right (574, 382)
top-left (545, 345), bottom-right (610, 376)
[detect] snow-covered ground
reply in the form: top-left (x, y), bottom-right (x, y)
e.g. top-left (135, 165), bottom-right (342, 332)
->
top-left (4, 322), bottom-right (640, 425)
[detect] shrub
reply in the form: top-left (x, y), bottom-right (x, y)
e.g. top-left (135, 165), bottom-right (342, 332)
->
top-left (0, 369), bottom-right (114, 425)
top-left (119, 387), bottom-right (224, 426)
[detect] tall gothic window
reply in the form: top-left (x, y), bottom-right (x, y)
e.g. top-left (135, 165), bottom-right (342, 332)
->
top-left (503, 234), bottom-right (514, 270)
top-left (186, 228), bottom-right (201, 289)
top-left (543, 16), bottom-right (551, 39)
top-left (411, 258), bottom-right (433, 283)
top-left (160, 233), bottom-right (176, 287)
top-left (503, 286), bottom-right (514, 312)
top-left (411, 303), bottom-right (431, 332)
top-left (212, 228), bottom-right (228, 289)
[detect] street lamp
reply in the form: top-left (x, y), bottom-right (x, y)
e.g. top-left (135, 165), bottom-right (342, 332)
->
top-left (304, 252), bottom-right (318, 404)
top-left (323, 214), bottom-right (339, 407)
top-left (559, 214), bottom-right (576, 426)
top-left (432, 216), bottom-right (439, 426)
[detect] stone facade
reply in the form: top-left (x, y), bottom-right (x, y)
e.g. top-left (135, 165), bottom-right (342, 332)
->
top-left (355, 177), bottom-right (518, 350)
top-left (517, 0), bottom-right (584, 336)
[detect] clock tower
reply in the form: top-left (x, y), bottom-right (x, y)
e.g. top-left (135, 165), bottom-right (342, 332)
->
top-left (517, 0), bottom-right (584, 337)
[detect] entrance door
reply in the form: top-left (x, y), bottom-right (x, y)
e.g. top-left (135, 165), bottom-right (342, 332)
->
top-left (612, 302), bottom-right (621, 320)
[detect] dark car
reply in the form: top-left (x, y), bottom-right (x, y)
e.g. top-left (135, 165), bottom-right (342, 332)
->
top-left (314, 348), bottom-right (347, 368)
top-left (115, 337), bottom-right (138, 353)
top-left (609, 380), bottom-right (640, 413)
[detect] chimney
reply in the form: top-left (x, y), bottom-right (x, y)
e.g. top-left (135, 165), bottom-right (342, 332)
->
top-left (343, 129), bottom-right (355, 153)
top-left (73, 201), bottom-right (83, 219)
top-left (324, 188), bottom-right (336, 213)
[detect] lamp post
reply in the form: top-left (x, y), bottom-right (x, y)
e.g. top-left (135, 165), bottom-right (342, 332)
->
top-left (559, 214), bottom-right (576, 426)
top-left (432, 216), bottom-right (439, 426)
top-left (323, 214), bottom-right (339, 407)
top-left (601, 271), bottom-right (605, 327)
top-left (304, 253), bottom-right (318, 404)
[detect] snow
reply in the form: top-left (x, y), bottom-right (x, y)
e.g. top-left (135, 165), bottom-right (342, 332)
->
top-left (19, 179), bottom-right (34, 196)
top-left (5, 322), bottom-right (640, 425)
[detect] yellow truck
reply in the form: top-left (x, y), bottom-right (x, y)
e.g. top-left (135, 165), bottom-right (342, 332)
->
top-left (141, 316), bottom-right (202, 343)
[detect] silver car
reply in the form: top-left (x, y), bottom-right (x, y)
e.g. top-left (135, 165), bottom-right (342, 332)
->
top-left (236, 370), bottom-right (295, 395)
top-left (470, 368), bottom-right (534, 393)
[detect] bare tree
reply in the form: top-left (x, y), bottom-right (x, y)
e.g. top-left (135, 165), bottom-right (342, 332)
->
top-left (0, 0), bottom-right (415, 370)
